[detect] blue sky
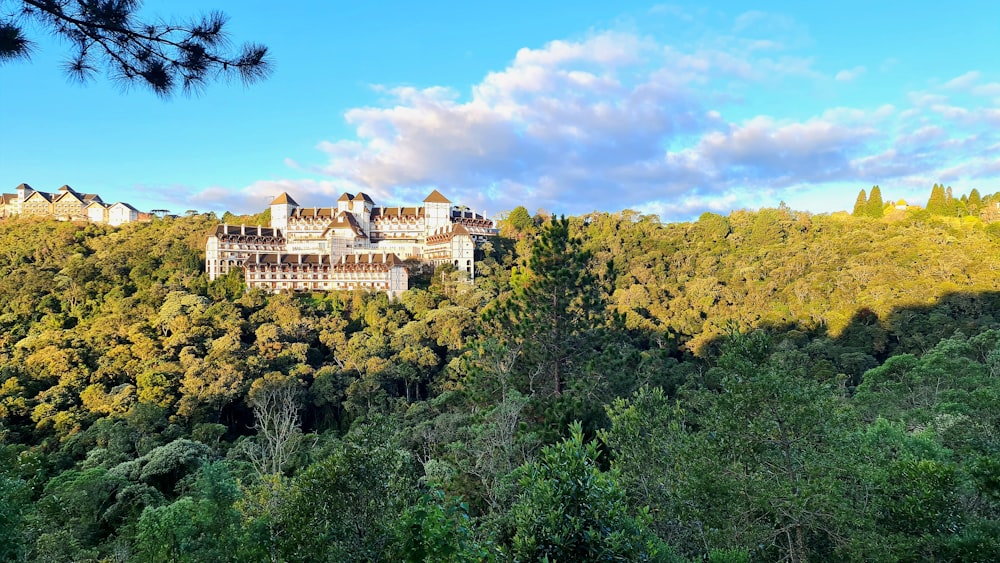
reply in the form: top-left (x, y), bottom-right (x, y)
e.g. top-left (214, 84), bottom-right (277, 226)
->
top-left (2, 1), bottom-right (998, 221)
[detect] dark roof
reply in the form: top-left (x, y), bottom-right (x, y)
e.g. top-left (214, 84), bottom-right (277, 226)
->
top-left (53, 190), bottom-right (83, 203)
top-left (271, 192), bottom-right (299, 206)
top-left (24, 191), bottom-right (53, 202)
top-left (423, 189), bottom-right (451, 204)
top-left (352, 192), bottom-right (374, 203)
top-left (290, 207), bottom-right (335, 218)
top-left (247, 253), bottom-right (331, 266)
top-left (58, 184), bottom-right (75, 193)
top-left (82, 194), bottom-right (102, 203)
top-left (426, 223), bottom-right (474, 244)
top-left (337, 192), bottom-right (354, 202)
top-left (339, 253), bottom-right (404, 267)
top-left (14, 183), bottom-right (32, 191)
top-left (211, 224), bottom-right (282, 238)
top-left (111, 202), bottom-right (139, 212)
top-left (324, 212), bottom-right (366, 236)
top-left (372, 206), bottom-right (423, 218)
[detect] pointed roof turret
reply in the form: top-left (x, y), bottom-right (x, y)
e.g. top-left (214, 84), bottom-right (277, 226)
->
top-left (352, 192), bottom-right (374, 203)
top-left (270, 192), bottom-right (299, 206)
top-left (423, 189), bottom-right (451, 204)
top-left (337, 192), bottom-right (354, 202)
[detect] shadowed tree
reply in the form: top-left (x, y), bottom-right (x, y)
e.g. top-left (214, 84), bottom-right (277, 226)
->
top-left (2, 1), bottom-right (271, 96)
top-left (490, 215), bottom-right (603, 397)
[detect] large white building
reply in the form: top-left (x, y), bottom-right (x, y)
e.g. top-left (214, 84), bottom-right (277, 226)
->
top-left (205, 190), bottom-right (496, 296)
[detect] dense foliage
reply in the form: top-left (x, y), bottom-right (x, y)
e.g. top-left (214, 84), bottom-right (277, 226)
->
top-left (1, 194), bottom-right (999, 561)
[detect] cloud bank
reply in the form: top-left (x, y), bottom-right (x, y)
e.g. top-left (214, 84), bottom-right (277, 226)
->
top-left (195, 12), bottom-right (1000, 220)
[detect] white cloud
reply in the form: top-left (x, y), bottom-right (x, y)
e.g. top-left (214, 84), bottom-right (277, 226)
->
top-left (187, 22), bottom-right (1000, 220)
top-left (835, 66), bottom-right (866, 82)
top-left (972, 82), bottom-right (1000, 97)
top-left (944, 70), bottom-right (981, 90)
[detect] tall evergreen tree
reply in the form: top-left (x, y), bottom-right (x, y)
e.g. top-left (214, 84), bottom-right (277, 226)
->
top-left (492, 216), bottom-right (601, 397)
top-left (968, 188), bottom-right (983, 213)
top-left (945, 186), bottom-right (957, 216)
top-left (866, 186), bottom-right (884, 218)
top-left (926, 184), bottom-right (947, 215)
top-left (852, 189), bottom-right (868, 217)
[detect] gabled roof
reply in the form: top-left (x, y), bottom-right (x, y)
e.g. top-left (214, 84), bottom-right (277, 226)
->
top-left (58, 184), bottom-right (75, 193)
top-left (352, 192), bottom-right (374, 203)
top-left (24, 191), bottom-right (52, 202)
top-left (110, 202), bottom-right (139, 212)
top-left (82, 194), bottom-right (102, 203)
top-left (270, 192), bottom-right (299, 206)
top-left (337, 192), bottom-right (354, 202)
top-left (423, 189), bottom-right (451, 204)
top-left (324, 211), bottom-right (366, 237)
top-left (84, 201), bottom-right (107, 209)
top-left (53, 190), bottom-right (83, 203)
top-left (426, 223), bottom-right (475, 245)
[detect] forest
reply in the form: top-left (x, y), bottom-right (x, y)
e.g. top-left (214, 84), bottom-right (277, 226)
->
top-left (1, 187), bottom-right (999, 562)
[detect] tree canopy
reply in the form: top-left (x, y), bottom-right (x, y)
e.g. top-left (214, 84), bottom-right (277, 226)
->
top-left (2, 198), bottom-right (1000, 560)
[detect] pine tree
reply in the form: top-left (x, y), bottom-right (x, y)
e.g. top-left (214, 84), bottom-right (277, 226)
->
top-left (853, 189), bottom-right (868, 217)
top-left (926, 184), bottom-right (947, 215)
top-left (866, 186), bottom-right (884, 218)
top-left (968, 189), bottom-right (983, 213)
top-left (945, 186), bottom-right (959, 216)
top-left (492, 216), bottom-right (601, 397)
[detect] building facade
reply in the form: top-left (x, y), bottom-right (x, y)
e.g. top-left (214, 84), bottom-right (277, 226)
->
top-left (0, 183), bottom-right (142, 225)
top-left (206, 189), bottom-right (496, 296)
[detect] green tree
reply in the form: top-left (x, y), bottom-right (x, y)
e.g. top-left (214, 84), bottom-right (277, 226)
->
top-left (601, 386), bottom-right (690, 548)
top-left (509, 421), bottom-right (671, 562)
top-left (502, 206), bottom-right (536, 238)
top-left (3, 1), bottom-right (271, 96)
top-left (866, 185), bottom-right (884, 218)
top-left (852, 189), bottom-right (868, 217)
top-left (968, 188), bottom-right (983, 214)
top-left (0, 475), bottom-right (29, 561)
top-left (491, 216), bottom-right (602, 397)
top-left (397, 489), bottom-right (493, 563)
top-left (135, 462), bottom-right (246, 562)
top-left (927, 184), bottom-right (947, 215)
top-left (275, 418), bottom-right (418, 561)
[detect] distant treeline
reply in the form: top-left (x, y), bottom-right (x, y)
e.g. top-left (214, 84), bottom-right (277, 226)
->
top-left (853, 183), bottom-right (1000, 220)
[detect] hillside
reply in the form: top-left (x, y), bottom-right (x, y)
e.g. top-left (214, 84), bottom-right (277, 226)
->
top-left (1, 209), bottom-right (999, 561)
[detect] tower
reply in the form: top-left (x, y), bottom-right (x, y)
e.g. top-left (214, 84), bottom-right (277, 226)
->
top-left (15, 183), bottom-right (32, 214)
top-left (269, 192), bottom-right (299, 234)
top-left (423, 189), bottom-right (451, 234)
